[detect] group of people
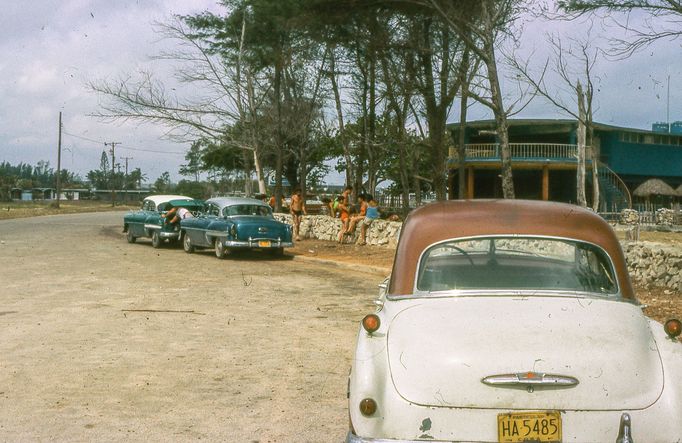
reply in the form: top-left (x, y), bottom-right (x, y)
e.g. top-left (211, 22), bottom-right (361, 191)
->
top-left (329, 186), bottom-right (380, 246)
top-left (264, 186), bottom-right (382, 245)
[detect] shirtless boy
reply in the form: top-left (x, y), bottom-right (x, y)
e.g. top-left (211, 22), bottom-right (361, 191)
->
top-left (290, 188), bottom-right (307, 241)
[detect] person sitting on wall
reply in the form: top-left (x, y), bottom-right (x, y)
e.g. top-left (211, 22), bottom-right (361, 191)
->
top-left (358, 194), bottom-right (380, 246)
top-left (344, 193), bottom-right (368, 237)
top-left (336, 196), bottom-right (351, 243)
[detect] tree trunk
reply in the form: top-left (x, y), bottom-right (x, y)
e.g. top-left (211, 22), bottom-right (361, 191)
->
top-left (274, 60), bottom-right (284, 212)
top-left (329, 47), bottom-right (353, 189)
top-left (457, 52), bottom-right (469, 199)
top-left (576, 82), bottom-right (587, 207)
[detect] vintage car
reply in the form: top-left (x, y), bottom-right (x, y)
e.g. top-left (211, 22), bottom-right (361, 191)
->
top-left (347, 200), bottom-right (682, 443)
top-left (180, 196), bottom-right (293, 258)
top-left (123, 195), bottom-right (204, 248)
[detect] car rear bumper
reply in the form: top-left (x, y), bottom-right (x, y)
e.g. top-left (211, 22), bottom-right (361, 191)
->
top-left (346, 412), bottom-right (636, 443)
top-left (222, 239), bottom-right (293, 249)
top-left (144, 224), bottom-right (180, 239)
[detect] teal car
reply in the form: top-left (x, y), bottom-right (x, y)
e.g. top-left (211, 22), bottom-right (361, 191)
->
top-left (180, 197), bottom-right (294, 258)
top-left (123, 195), bottom-right (204, 248)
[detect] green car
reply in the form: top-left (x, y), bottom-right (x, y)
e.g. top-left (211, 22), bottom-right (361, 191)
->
top-left (123, 195), bottom-right (204, 248)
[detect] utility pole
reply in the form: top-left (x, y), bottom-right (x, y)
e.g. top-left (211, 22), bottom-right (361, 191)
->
top-left (123, 156), bottom-right (133, 204)
top-left (105, 141), bottom-right (121, 206)
top-left (56, 112), bottom-right (62, 209)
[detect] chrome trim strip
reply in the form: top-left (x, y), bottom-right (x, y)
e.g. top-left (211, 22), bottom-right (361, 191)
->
top-left (144, 224), bottom-right (161, 230)
top-left (482, 372), bottom-right (579, 387)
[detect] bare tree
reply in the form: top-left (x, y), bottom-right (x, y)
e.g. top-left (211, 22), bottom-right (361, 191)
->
top-left (559, 0), bottom-right (682, 57)
top-left (89, 17), bottom-right (268, 195)
top-left (510, 32), bottom-right (601, 208)
top-left (415, 0), bottom-right (531, 199)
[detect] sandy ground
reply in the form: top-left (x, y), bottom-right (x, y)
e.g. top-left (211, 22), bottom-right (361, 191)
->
top-left (0, 212), bottom-right (386, 442)
top-left (1, 211), bottom-right (680, 442)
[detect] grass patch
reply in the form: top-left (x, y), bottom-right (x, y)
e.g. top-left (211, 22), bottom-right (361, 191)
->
top-left (0, 201), bottom-right (139, 220)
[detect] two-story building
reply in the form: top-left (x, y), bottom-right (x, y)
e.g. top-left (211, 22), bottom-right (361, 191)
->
top-left (448, 119), bottom-right (682, 210)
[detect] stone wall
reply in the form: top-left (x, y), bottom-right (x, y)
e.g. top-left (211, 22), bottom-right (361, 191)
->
top-left (622, 241), bottom-right (682, 291)
top-left (274, 214), bottom-right (402, 248)
top-left (276, 214), bottom-right (681, 291)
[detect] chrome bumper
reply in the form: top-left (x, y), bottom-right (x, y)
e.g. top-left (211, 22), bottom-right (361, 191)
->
top-left (144, 224), bottom-right (180, 239)
top-left (159, 231), bottom-right (181, 239)
top-left (346, 433), bottom-right (416, 443)
top-left (347, 413), bottom-right (634, 443)
top-left (222, 239), bottom-right (293, 249)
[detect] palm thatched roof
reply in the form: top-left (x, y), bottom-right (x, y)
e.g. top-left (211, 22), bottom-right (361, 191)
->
top-left (676, 184), bottom-right (682, 197)
top-left (633, 179), bottom-right (676, 197)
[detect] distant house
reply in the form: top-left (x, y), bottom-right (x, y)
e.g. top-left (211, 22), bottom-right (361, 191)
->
top-left (448, 119), bottom-right (682, 210)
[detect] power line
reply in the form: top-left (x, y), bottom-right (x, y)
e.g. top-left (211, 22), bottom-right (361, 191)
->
top-left (61, 129), bottom-right (186, 155)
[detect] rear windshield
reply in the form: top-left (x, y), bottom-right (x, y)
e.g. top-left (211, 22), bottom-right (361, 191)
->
top-left (223, 205), bottom-right (272, 217)
top-left (417, 237), bottom-right (618, 295)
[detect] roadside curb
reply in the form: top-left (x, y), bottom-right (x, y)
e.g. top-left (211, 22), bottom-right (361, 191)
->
top-left (290, 253), bottom-right (391, 276)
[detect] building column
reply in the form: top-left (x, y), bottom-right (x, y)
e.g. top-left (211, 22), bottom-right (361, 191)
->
top-left (542, 165), bottom-right (549, 201)
top-left (466, 166), bottom-right (475, 199)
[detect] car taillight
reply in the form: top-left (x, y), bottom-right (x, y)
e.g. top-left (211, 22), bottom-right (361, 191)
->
top-left (359, 398), bottom-right (377, 416)
top-left (664, 319), bottom-right (681, 339)
top-left (362, 314), bottom-right (380, 334)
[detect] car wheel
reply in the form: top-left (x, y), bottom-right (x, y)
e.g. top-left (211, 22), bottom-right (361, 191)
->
top-left (183, 232), bottom-right (194, 253)
top-left (126, 229), bottom-right (136, 244)
top-left (152, 231), bottom-right (162, 248)
top-left (215, 238), bottom-right (226, 259)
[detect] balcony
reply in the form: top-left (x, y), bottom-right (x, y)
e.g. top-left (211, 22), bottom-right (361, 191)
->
top-left (449, 143), bottom-right (590, 163)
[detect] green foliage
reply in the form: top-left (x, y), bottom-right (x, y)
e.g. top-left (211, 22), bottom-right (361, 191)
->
top-left (153, 172), bottom-right (172, 193)
top-left (175, 180), bottom-right (210, 199)
top-left (0, 161), bottom-right (84, 200)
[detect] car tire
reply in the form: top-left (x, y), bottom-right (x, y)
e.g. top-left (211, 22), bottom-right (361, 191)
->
top-left (183, 232), bottom-right (194, 253)
top-left (214, 238), bottom-right (226, 259)
top-left (126, 229), bottom-right (136, 244)
top-left (152, 231), bottom-right (162, 248)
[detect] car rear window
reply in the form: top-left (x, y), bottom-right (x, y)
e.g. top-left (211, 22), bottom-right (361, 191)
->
top-left (223, 205), bottom-right (272, 217)
top-left (416, 237), bottom-right (618, 295)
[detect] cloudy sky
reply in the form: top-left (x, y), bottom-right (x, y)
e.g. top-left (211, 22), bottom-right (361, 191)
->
top-left (1, 2), bottom-right (680, 185)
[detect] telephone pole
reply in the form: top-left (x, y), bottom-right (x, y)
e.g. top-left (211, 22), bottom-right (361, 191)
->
top-left (123, 156), bottom-right (133, 203)
top-left (105, 141), bottom-right (121, 206)
top-left (56, 112), bottom-right (62, 209)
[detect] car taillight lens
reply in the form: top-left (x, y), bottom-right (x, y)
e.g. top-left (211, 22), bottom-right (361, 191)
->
top-left (362, 314), bottom-right (380, 334)
top-left (664, 319), bottom-right (681, 339)
top-left (359, 398), bottom-right (377, 416)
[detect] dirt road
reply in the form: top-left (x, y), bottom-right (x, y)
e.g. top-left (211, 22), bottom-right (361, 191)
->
top-left (0, 212), bottom-right (386, 442)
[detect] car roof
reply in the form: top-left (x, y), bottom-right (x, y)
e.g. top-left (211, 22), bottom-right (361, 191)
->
top-left (206, 196), bottom-right (269, 209)
top-left (167, 199), bottom-right (205, 209)
top-left (143, 195), bottom-right (192, 206)
top-left (388, 199), bottom-right (634, 299)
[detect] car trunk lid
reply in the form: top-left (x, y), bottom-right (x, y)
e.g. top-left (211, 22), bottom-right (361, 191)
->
top-left (387, 296), bottom-right (663, 411)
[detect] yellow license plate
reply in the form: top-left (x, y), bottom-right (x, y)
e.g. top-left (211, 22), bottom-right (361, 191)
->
top-left (498, 411), bottom-right (561, 442)
top-left (258, 240), bottom-right (271, 247)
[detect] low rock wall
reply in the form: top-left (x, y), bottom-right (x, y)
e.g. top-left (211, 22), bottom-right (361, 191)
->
top-left (276, 214), bottom-right (681, 291)
top-left (274, 214), bottom-right (402, 248)
top-left (622, 241), bottom-right (682, 291)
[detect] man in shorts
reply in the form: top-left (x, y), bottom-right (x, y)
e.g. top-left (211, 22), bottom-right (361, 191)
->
top-left (290, 188), bottom-right (307, 241)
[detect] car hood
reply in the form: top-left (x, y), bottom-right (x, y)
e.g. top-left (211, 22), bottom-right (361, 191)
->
top-left (387, 296), bottom-right (663, 411)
